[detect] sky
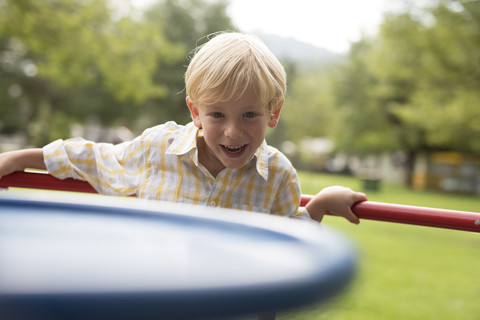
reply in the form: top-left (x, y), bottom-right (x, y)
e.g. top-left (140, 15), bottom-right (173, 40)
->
top-left (228, 0), bottom-right (395, 53)
top-left (130, 0), bottom-right (401, 54)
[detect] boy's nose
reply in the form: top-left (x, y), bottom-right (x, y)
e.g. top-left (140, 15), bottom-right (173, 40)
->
top-left (225, 121), bottom-right (243, 138)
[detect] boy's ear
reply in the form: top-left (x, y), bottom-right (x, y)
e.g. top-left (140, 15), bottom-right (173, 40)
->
top-left (268, 100), bottom-right (284, 128)
top-left (186, 96), bottom-right (202, 128)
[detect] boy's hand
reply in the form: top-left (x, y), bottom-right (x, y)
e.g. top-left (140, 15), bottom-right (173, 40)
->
top-left (305, 186), bottom-right (367, 224)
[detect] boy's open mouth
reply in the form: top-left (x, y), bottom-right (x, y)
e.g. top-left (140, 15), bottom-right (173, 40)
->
top-left (221, 144), bottom-right (247, 154)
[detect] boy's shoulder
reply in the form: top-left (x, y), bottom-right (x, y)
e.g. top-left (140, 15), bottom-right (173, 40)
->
top-left (148, 121), bottom-right (184, 133)
top-left (144, 121), bottom-right (194, 139)
top-left (264, 143), bottom-right (289, 159)
top-left (259, 144), bottom-right (298, 185)
top-left (262, 143), bottom-right (295, 171)
top-left (142, 121), bottom-right (197, 151)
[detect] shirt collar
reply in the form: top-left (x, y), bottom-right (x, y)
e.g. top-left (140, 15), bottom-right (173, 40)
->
top-left (253, 140), bottom-right (269, 180)
top-left (167, 122), bottom-right (269, 180)
top-left (166, 122), bottom-right (199, 164)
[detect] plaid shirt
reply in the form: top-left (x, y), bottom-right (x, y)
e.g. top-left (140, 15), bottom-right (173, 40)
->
top-left (43, 121), bottom-right (304, 217)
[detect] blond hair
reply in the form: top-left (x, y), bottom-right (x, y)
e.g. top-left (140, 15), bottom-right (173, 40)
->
top-left (185, 32), bottom-right (286, 111)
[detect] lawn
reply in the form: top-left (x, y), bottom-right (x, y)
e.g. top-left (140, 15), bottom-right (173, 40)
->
top-left (278, 171), bottom-right (480, 320)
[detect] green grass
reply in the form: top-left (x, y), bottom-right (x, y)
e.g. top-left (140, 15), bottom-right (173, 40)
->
top-left (278, 171), bottom-right (480, 320)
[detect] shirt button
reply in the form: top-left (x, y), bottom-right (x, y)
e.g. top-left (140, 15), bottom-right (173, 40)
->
top-left (210, 200), bottom-right (216, 207)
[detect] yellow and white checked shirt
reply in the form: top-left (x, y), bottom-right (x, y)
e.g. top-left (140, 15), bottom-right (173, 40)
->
top-left (43, 121), bottom-right (304, 217)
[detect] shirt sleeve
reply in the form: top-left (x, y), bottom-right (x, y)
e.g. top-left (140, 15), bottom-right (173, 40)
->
top-left (43, 132), bottom-right (149, 196)
top-left (291, 207), bottom-right (312, 219)
top-left (267, 158), bottom-right (303, 217)
top-left (266, 151), bottom-right (312, 219)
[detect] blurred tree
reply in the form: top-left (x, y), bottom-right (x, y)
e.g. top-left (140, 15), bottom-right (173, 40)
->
top-left (325, 39), bottom-right (400, 154)
top-left (278, 72), bottom-right (331, 144)
top-left (388, 0), bottom-right (480, 153)
top-left (0, 0), bottom-right (180, 145)
top-left (363, 12), bottom-right (430, 184)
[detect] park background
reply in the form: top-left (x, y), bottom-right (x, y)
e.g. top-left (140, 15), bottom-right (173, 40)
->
top-left (0, 0), bottom-right (479, 319)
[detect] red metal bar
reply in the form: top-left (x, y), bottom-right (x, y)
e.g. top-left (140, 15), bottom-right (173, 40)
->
top-left (1, 172), bottom-right (479, 233)
top-left (0, 171), bottom-right (99, 194)
top-left (300, 194), bottom-right (480, 233)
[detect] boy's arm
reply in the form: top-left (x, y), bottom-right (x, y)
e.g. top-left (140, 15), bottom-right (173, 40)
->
top-left (0, 149), bottom-right (46, 179)
top-left (305, 186), bottom-right (367, 224)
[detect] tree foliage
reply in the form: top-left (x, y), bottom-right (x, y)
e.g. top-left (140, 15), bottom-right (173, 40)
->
top-left (369, 0), bottom-right (480, 154)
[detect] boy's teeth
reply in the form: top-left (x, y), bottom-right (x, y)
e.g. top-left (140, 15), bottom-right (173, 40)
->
top-left (225, 145), bottom-right (244, 153)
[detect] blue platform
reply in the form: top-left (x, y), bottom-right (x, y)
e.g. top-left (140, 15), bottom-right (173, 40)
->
top-left (0, 193), bottom-right (357, 319)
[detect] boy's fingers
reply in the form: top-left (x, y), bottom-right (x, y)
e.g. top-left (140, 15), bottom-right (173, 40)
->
top-left (346, 209), bottom-right (360, 225)
top-left (354, 192), bottom-right (368, 202)
top-left (347, 193), bottom-right (366, 225)
top-left (328, 209), bottom-right (360, 225)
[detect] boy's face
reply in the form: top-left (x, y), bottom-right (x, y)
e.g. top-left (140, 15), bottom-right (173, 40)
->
top-left (187, 88), bottom-right (283, 176)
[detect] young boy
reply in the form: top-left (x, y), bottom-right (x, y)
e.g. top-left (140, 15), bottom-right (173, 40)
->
top-left (0, 32), bottom-right (366, 223)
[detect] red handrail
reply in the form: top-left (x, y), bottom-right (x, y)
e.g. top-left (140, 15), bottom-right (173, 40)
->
top-left (0, 171), bottom-right (99, 194)
top-left (1, 171), bottom-right (479, 233)
top-left (301, 194), bottom-right (480, 233)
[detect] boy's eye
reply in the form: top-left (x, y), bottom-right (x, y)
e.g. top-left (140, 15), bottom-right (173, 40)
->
top-left (212, 112), bottom-right (224, 118)
top-left (244, 112), bottom-right (256, 118)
